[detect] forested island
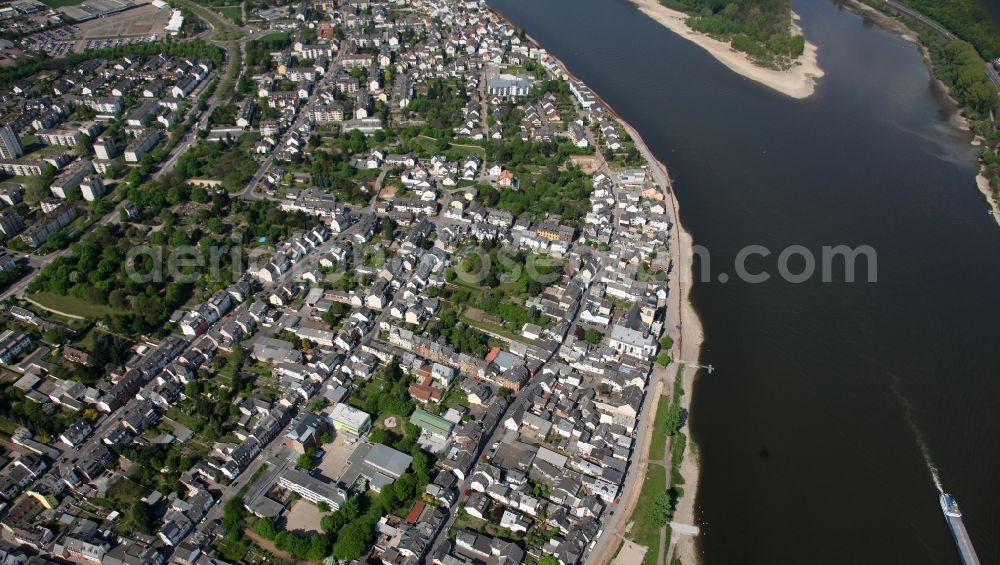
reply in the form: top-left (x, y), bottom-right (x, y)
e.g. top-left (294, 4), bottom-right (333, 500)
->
top-left (662, 0), bottom-right (805, 67)
top-left (626, 0), bottom-right (821, 97)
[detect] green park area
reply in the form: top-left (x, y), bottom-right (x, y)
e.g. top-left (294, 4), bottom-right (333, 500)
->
top-left (27, 291), bottom-right (120, 319)
top-left (216, 5), bottom-right (242, 24)
top-left (629, 463), bottom-right (668, 565)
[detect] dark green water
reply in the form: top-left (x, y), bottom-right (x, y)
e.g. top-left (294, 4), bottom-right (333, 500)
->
top-left (976, 0), bottom-right (1000, 31)
top-left (486, 0), bottom-right (1000, 563)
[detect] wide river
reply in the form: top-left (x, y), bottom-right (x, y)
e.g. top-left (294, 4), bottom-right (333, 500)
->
top-left (487, 0), bottom-right (1000, 563)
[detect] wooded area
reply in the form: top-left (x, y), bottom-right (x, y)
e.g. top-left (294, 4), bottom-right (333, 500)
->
top-left (901, 0), bottom-right (1000, 60)
top-left (663, 0), bottom-right (805, 64)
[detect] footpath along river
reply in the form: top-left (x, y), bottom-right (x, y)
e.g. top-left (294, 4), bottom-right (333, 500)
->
top-left (487, 0), bottom-right (1000, 563)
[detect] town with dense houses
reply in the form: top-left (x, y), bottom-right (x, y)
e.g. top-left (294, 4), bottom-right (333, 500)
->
top-left (0, 0), bottom-right (686, 563)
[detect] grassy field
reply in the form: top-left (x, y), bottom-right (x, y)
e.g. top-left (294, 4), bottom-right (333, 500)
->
top-left (255, 31), bottom-right (290, 43)
top-left (648, 395), bottom-right (671, 461)
top-left (73, 327), bottom-right (104, 351)
top-left (460, 313), bottom-right (532, 345)
top-left (27, 292), bottom-right (119, 319)
top-left (449, 142), bottom-right (487, 156)
top-left (166, 406), bottom-right (203, 432)
top-left (412, 135), bottom-right (486, 157)
top-left (629, 463), bottom-right (668, 565)
top-left (216, 5), bottom-right (242, 23)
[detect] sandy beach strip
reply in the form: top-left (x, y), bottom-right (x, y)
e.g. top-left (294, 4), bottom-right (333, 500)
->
top-left (615, 116), bottom-right (706, 565)
top-left (627, 0), bottom-right (824, 99)
top-left (976, 174), bottom-right (1000, 228)
top-left (670, 228), bottom-right (706, 565)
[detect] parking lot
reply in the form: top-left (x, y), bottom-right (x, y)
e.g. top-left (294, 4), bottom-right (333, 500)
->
top-left (19, 4), bottom-right (170, 57)
top-left (21, 25), bottom-right (79, 57)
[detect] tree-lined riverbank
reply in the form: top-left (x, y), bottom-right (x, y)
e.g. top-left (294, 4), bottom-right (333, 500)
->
top-left (851, 0), bottom-right (1000, 225)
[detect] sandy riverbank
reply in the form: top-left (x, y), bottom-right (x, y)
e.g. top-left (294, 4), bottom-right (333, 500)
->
top-left (976, 174), bottom-right (1000, 227)
top-left (627, 0), bottom-right (823, 99)
top-left (669, 228), bottom-right (706, 565)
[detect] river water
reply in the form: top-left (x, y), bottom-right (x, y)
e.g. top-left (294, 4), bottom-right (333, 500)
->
top-left (486, 0), bottom-right (1000, 563)
top-left (977, 0), bottom-right (1000, 32)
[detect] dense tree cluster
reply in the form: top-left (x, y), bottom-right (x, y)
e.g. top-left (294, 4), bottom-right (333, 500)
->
top-left (421, 303), bottom-right (496, 357)
top-left (320, 495), bottom-right (362, 533)
top-left (274, 530), bottom-right (331, 561)
top-left (446, 278), bottom-right (550, 331)
top-left (27, 225), bottom-right (193, 334)
top-left (351, 361), bottom-right (415, 418)
top-left (0, 386), bottom-right (75, 442)
top-left (24, 165), bottom-right (57, 204)
top-left (665, 0), bottom-right (805, 63)
top-left (446, 322), bottom-right (493, 357)
top-left (174, 138), bottom-right (258, 193)
top-left (332, 517), bottom-right (375, 561)
top-left (111, 442), bottom-right (191, 494)
top-left (120, 501), bottom-right (155, 535)
top-left (405, 79), bottom-right (469, 135)
top-left (932, 39), bottom-right (999, 116)
top-left (901, 0), bottom-right (1000, 60)
top-left (234, 199), bottom-right (315, 242)
top-left (208, 103), bottom-right (238, 127)
top-left (244, 472), bottom-right (431, 562)
top-left (50, 331), bottom-right (131, 384)
top-left (485, 165), bottom-right (592, 223)
top-left (484, 138), bottom-right (592, 170)
top-left (310, 140), bottom-right (378, 205)
top-left (0, 263), bottom-right (28, 290)
top-left (245, 33), bottom-right (292, 71)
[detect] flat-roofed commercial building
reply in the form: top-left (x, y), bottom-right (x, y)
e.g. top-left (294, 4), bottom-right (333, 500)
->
top-left (277, 467), bottom-right (346, 509)
top-left (328, 403), bottom-right (371, 436)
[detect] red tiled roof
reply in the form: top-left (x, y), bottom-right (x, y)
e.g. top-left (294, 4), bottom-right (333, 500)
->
top-left (485, 346), bottom-right (501, 363)
top-left (405, 500), bottom-right (426, 525)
